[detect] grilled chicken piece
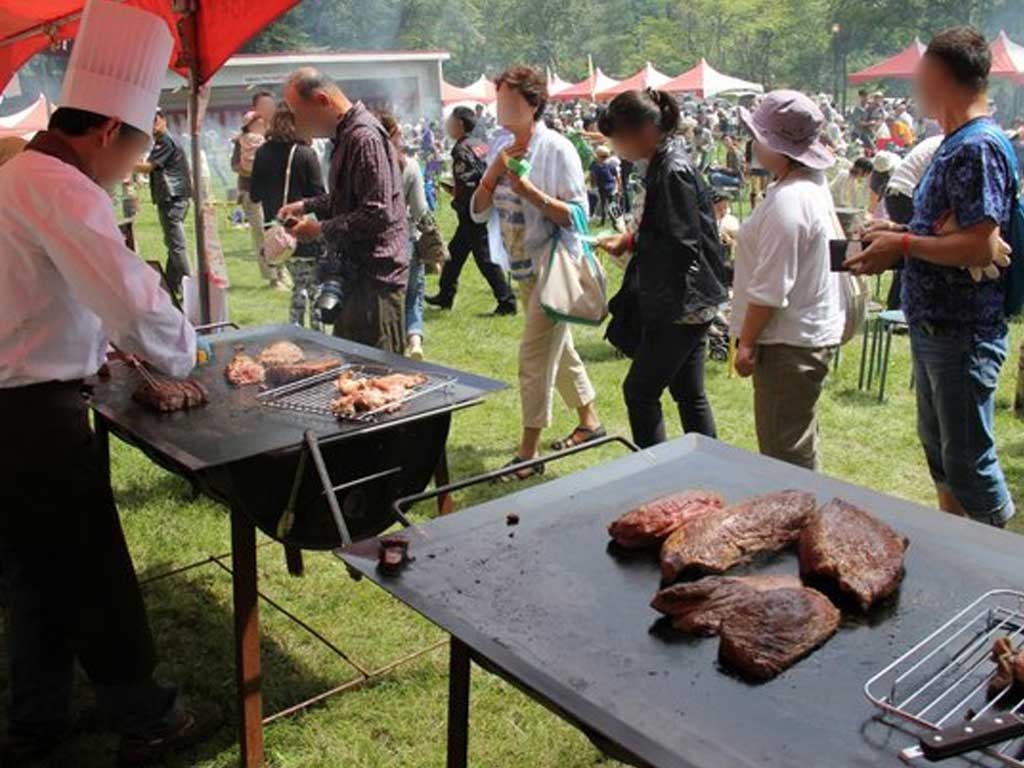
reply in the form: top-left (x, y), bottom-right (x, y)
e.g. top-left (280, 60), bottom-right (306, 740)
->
top-left (224, 354), bottom-right (265, 386)
top-left (608, 490), bottom-right (724, 549)
top-left (989, 637), bottom-right (1024, 699)
top-left (256, 341), bottom-right (304, 367)
top-left (798, 499), bottom-right (909, 612)
top-left (660, 490), bottom-right (817, 582)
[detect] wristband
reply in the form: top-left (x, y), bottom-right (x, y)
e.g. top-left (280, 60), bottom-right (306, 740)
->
top-left (901, 232), bottom-right (912, 257)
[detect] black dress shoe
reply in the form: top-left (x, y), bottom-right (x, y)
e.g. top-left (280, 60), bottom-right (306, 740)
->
top-left (424, 294), bottom-right (452, 309)
top-left (118, 700), bottom-right (223, 767)
top-left (493, 301), bottom-right (517, 316)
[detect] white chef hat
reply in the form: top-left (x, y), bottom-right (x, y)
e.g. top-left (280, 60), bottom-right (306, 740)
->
top-left (59, 0), bottom-right (174, 138)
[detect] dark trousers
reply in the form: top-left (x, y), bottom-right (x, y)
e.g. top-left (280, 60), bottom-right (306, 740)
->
top-left (334, 280), bottom-right (406, 354)
top-left (595, 188), bottom-right (615, 224)
top-left (0, 382), bottom-right (179, 738)
top-left (156, 197), bottom-right (191, 295)
top-left (623, 321), bottom-right (717, 448)
top-left (885, 191), bottom-right (914, 309)
top-left (438, 217), bottom-right (513, 306)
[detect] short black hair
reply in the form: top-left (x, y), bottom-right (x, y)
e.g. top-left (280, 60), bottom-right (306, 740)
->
top-left (252, 90), bottom-right (274, 106)
top-left (450, 106), bottom-right (477, 133)
top-left (48, 107), bottom-right (146, 140)
top-left (852, 157), bottom-right (874, 175)
top-left (926, 27), bottom-right (991, 92)
top-left (598, 88), bottom-right (680, 137)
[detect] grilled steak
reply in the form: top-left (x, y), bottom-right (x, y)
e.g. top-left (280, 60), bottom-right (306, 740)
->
top-left (264, 359), bottom-right (342, 387)
top-left (608, 490), bottom-right (725, 549)
top-left (225, 354), bottom-right (265, 386)
top-left (133, 376), bottom-right (209, 413)
top-left (717, 586), bottom-right (840, 681)
top-left (651, 575), bottom-right (802, 635)
top-left (660, 490), bottom-right (817, 582)
top-left (257, 341), bottom-right (304, 367)
top-left (798, 499), bottom-right (908, 612)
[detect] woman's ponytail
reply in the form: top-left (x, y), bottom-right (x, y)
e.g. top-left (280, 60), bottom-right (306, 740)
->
top-left (647, 88), bottom-right (680, 134)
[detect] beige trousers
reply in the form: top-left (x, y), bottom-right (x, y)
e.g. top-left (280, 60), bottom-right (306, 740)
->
top-left (517, 278), bottom-right (596, 430)
top-left (752, 343), bottom-right (834, 472)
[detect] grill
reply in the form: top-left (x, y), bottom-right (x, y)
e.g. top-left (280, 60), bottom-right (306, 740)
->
top-left (865, 590), bottom-right (1024, 765)
top-left (257, 363), bottom-right (457, 422)
top-left (340, 435), bottom-right (1023, 768)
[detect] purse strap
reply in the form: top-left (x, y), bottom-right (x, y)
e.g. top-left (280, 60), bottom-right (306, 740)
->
top-left (282, 143), bottom-right (298, 206)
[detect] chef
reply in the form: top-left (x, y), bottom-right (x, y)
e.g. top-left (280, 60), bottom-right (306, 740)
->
top-left (0, 1), bottom-right (219, 764)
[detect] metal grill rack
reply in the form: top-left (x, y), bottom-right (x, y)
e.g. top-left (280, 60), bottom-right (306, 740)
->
top-left (257, 363), bottom-right (456, 422)
top-left (865, 590), bottom-right (1024, 766)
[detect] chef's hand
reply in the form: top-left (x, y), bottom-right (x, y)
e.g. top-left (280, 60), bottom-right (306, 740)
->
top-left (277, 201), bottom-right (305, 223)
top-left (290, 216), bottom-right (322, 243)
top-left (734, 341), bottom-right (757, 378)
top-left (195, 336), bottom-right (213, 365)
top-left (845, 230), bottom-right (905, 275)
top-left (597, 234), bottom-right (630, 257)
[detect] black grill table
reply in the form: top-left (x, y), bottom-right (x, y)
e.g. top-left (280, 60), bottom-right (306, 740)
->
top-left (87, 324), bottom-right (504, 768)
top-left (340, 435), bottom-right (1024, 768)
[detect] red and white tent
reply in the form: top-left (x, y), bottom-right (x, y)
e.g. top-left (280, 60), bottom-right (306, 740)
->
top-left (848, 39), bottom-right (926, 84)
top-left (596, 62), bottom-right (672, 99)
top-left (547, 73), bottom-right (573, 97)
top-left (462, 74), bottom-right (496, 104)
top-left (0, 93), bottom-right (48, 138)
top-left (660, 59), bottom-right (763, 98)
top-left (442, 79), bottom-right (482, 106)
top-left (552, 67), bottom-right (620, 101)
top-left (990, 30), bottom-right (1024, 84)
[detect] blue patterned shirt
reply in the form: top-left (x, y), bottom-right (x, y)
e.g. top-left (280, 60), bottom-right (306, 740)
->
top-left (903, 117), bottom-right (1014, 338)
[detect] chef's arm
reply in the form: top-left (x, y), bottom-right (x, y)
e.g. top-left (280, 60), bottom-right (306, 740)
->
top-left (38, 188), bottom-right (196, 378)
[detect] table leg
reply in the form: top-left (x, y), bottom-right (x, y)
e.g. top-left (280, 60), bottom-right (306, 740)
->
top-left (284, 545), bottom-right (304, 577)
top-left (231, 509), bottom-right (264, 768)
top-left (858, 317), bottom-right (870, 390)
top-left (447, 637), bottom-right (471, 768)
top-left (435, 451), bottom-right (454, 516)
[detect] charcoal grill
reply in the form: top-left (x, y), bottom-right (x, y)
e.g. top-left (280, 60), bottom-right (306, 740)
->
top-left (87, 323), bottom-right (504, 768)
top-left (340, 435), bottom-right (1023, 768)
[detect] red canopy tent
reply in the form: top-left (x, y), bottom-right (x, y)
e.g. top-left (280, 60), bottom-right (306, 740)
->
top-left (441, 79), bottom-right (481, 105)
top-left (0, 0), bottom-right (303, 323)
top-left (848, 38), bottom-right (926, 84)
top-left (990, 30), bottom-right (1024, 84)
top-left (595, 62), bottom-right (671, 99)
top-left (660, 58), bottom-right (763, 98)
top-left (552, 67), bottom-right (620, 101)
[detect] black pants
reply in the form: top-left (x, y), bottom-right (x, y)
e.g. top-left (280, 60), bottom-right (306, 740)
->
top-left (623, 321), bottom-right (716, 448)
top-left (156, 197), bottom-right (191, 295)
top-left (0, 382), bottom-right (178, 737)
top-left (885, 191), bottom-right (914, 310)
top-left (595, 188), bottom-right (615, 224)
top-left (439, 216), bottom-right (514, 306)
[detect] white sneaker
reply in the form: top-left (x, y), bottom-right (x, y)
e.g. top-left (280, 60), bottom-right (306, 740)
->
top-left (407, 334), bottom-right (424, 360)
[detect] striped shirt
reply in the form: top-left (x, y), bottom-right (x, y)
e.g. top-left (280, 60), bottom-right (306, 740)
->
top-left (305, 102), bottom-right (408, 289)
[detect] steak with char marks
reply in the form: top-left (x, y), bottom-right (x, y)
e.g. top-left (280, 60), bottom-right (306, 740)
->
top-left (651, 574), bottom-right (802, 635)
top-left (608, 490), bottom-right (724, 549)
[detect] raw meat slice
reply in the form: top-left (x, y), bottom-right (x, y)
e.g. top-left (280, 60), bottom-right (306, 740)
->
top-left (651, 575), bottom-right (802, 635)
top-left (257, 341), bottom-right (304, 367)
top-left (264, 359), bottom-right (342, 387)
top-left (798, 498), bottom-right (909, 611)
top-left (225, 354), bottom-right (265, 386)
top-left (660, 490), bottom-right (817, 582)
top-left (717, 586), bottom-right (840, 681)
top-left (608, 490), bottom-right (724, 549)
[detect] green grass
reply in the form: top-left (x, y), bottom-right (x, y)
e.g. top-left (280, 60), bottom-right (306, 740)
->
top-left (9, 191), bottom-right (1023, 767)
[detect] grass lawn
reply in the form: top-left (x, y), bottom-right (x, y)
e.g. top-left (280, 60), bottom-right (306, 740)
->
top-left (7, 189), bottom-right (1022, 768)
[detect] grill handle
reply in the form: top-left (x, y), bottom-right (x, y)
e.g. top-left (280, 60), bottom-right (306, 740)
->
top-left (391, 434), bottom-right (639, 523)
top-left (918, 714), bottom-right (1024, 761)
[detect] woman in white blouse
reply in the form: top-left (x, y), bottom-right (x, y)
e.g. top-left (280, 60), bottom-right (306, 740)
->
top-left (471, 66), bottom-right (604, 479)
top-left (731, 91), bottom-right (844, 471)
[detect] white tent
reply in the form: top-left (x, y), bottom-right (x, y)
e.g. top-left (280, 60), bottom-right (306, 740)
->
top-left (0, 93), bottom-right (48, 139)
top-left (661, 59), bottom-right (764, 98)
top-left (547, 73), bottom-right (573, 97)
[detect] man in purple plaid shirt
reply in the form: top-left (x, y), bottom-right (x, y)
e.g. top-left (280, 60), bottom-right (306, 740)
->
top-left (280, 67), bottom-right (409, 353)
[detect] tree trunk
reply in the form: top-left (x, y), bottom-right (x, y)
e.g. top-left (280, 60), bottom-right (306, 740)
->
top-left (1015, 339), bottom-right (1024, 419)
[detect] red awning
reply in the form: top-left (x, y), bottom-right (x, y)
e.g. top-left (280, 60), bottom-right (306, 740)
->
top-left (990, 30), bottom-right (1024, 84)
top-left (0, 0), bottom-right (303, 93)
top-left (848, 39), bottom-right (926, 84)
top-left (552, 67), bottom-right (620, 101)
top-left (441, 79), bottom-right (480, 105)
top-left (595, 63), bottom-right (671, 99)
top-left (660, 58), bottom-right (763, 98)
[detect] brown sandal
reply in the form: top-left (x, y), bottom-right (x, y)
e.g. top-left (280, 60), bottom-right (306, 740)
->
top-left (550, 425), bottom-right (607, 452)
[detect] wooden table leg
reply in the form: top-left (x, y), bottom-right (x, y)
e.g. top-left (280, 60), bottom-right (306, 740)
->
top-left (434, 450), bottom-right (455, 516)
top-left (447, 637), bottom-right (471, 768)
top-left (231, 509), bottom-right (264, 768)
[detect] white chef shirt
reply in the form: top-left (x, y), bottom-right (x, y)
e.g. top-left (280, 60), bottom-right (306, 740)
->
top-left (731, 168), bottom-right (844, 348)
top-left (0, 147), bottom-right (196, 387)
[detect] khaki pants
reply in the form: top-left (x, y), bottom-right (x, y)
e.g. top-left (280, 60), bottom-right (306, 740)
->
top-left (753, 343), bottom-right (834, 471)
top-left (518, 278), bottom-right (596, 430)
top-left (239, 188), bottom-right (289, 286)
top-left (334, 281), bottom-right (406, 355)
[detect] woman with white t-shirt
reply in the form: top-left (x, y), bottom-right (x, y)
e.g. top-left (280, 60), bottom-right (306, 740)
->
top-left (731, 91), bottom-right (844, 471)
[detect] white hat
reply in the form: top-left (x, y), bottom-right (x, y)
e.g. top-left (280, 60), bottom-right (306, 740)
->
top-left (873, 151), bottom-right (899, 174)
top-left (59, 0), bottom-right (173, 137)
